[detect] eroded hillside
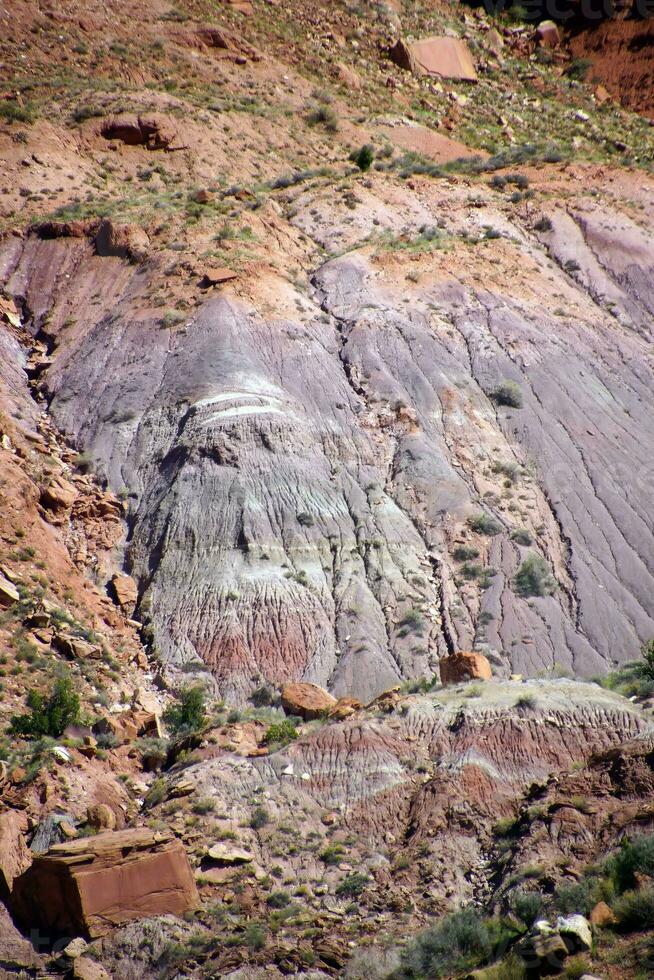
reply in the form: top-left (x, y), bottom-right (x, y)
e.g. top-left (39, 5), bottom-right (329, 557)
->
top-left (2, 1), bottom-right (654, 978)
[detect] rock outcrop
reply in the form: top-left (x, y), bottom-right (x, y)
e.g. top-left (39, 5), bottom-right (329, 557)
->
top-left (10, 829), bottom-right (199, 940)
top-left (281, 682), bottom-right (337, 719)
top-left (439, 651), bottom-right (492, 685)
top-left (390, 36), bottom-right (477, 81)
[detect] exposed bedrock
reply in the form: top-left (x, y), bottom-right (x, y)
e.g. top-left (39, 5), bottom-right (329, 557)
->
top-left (1, 183), bottom-right (654, 700)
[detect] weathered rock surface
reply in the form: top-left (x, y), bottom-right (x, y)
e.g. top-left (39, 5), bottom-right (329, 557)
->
top-left (11, 829), bottom-right (198, 939)
top-left (390, 36), bottom-right (478, 81)
top-left (439, 651), bottom-right (492, 685)
top-left (281, 682), bottom-right (337, 719)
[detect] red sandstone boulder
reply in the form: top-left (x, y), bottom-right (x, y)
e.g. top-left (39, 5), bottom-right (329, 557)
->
top-left (100, 114), bottom-right (143, 144)
top-left (40, 474), bottom-right (78, 511)
top-left (0, 573), bottom-right (19, 608)
top-left (0, 810), bottom-right (31, 897)
top-left (329, 697), bottom-right (363, 720)
top-left (439, 651), bottom-right (492, 685)
top-left (110, 572), bottom-right (138, 613)
top-left (281, 682), bottom-right (337, 720)
top-left (535, 20), bottom-right (560, 49)
top-left (201, 266), bottom-right (238, 286)
top-left (10, 828), bottom-right (199, 939)
top-left (390, 36), bottom-right (477, 81)
top-left (95, 219), bottom-right (150, 263)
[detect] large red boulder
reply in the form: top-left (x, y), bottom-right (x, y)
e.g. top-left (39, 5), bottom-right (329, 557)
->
top-left (439, 651), bottom-right (492, 685)
top-left (390, 36), bottom-right (477, 81)
top-left (281, 682), bottom-right (337, 720)
top-left (10, 828), bottom-right (199, 938)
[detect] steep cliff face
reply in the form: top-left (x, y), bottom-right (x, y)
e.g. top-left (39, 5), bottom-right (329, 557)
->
top-left (2, 166), bottom-right (654, 701)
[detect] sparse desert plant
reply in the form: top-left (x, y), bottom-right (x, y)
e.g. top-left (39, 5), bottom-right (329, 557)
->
top-left (512, 889), bottom-right (543, 925)
top-left (10, 672), bottom-right (80, 738)
top-left (307, 104), bottom-right (338, 132)
top-left (251, 806), bottom-right (270, 829)
top-left (163, 685), bottom-right (207, 735)
top-left (395, 908), bottom-right (516, 979)
top-left (352, 144), bottom-right (374, 171)
top-left (612, 885), bottom-right (654, 929)
top-left (263, 719), bottom-right (298, 747)
top-left (467, 513), bottom-right (503, 536)
top-left (493, 380), bottom-right (523, 408)
top-left (511, 528), bottom-right (533, 546)
top-left (336, 872), bottom-right (369, 897)
top-left (453, 544), bottom-right (480, 561)
top-left (514, 555), bottom-right (556, 598)
top-left (514, 694), bottom-right (537, 710)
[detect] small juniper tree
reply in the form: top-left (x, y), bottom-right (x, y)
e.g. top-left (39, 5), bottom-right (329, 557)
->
top-left (163, 684), bottom-right (207, 735)
top-left (10, 673), bottom-right (80, 738)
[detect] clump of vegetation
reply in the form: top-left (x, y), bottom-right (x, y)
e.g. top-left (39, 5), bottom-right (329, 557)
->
top-left (512, 889), bottom-right (543, 926)
top-left (336, 872), bottom-right (369, 897)
top-left (493, 380), bottom-right (523, 408)
top-left (163, 685), bottom-right (207, 735)
top-left (511, 528), bottom-right (533, 546)
top-left (467, 513), bottom-right (502, 536)
top-left (514, 555), bottom-right (556, 598)
top-left (307, 103), bottom-right (338, 132)
top-left (514, 693), bottom-right (537, 711)
top-left (10, 673), bottom-right (80, 738)
top-left (352, 144), bottom-right (374, 171)
top-left (453, 544), bottom-right (480, 562)
top-left (395, 908), bottom-right (518, 979)
top-left (320, 842), bottom-right (344, 865)
top-left (263, 719), bottom-right (298, 747)
top-left (598, 639), bottom-right (654, 698)
top-left (251, 806), bottom-right (270, 829)
top-left (0, 99), bottom-right (37, 124)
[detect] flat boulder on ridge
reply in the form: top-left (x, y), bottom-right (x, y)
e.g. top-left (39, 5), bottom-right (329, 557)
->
top-left (281, 682), bottom-right (337, 720)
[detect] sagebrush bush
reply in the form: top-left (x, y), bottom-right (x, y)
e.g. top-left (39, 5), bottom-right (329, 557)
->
top-left (512, 889), bottom-right (543, 925)
top-left (468, 513), bottom-right (502, 536)
top-left (604, 834), bottom-right (654, 892)
top-left (612, 886), bottom-right (654, 930)
top-left (336, 872), bottom-right (369, 897)
top-left (514, 555), bottom-right (556, 597)
top-left (493, 380), bottom-right (523, 408)
top-left (395, 908), bottom-right (516, 978)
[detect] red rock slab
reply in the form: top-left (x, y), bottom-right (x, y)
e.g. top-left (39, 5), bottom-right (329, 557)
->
top-left (202, 266), bottom-right (238, 286)
top-left (10, 829), bottom-right (199, 939)
top-left (281, 681), bottom-right (337, 720)
top-left (390, 37), bottom-right (477, 82)
top-left (379, 124), bottom-right (483, 164)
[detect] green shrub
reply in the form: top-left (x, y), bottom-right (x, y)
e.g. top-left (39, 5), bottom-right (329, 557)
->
top-left (493, 380), bottom-right (523, 408)
top-left (468, 513), bottom-right (502, 536)
top-left (244, 922), bottom-right (267, 951)
top-left (307, 104), bottom-right (338, 132)
top-left (10, 673), bottom-right (80, 738)
top-left (320, 843), bottom-right (344, 865)
top-left (396, 909), bottom-right (504, 978)
top-left (352, 144), bottom-right (374, 171)
top-left (605, 834), bottom-right (654, 892)
top-left (512, 889), bottom-right (543, 925)
top-left (514, 694), bottom-right (537, 710)
top-left (336, 872), bottom-right (369, 897)
top-left (266, 890), bottom-right (291, 908)
top-left (514, 555), bottom-right (556, 598)
top-left (263, 719), bottom-right (298, 746)
top-left (555, 875), bottom-right (613, 916)
top-left (612, 885), bottom-right (654, 929)
top-left (453, 545), bottom-right (480, 561)
top-left (251, 806), bottom-right (270, 829)
top-left (0, 100), bottom-right (37, 124)
top-left (511, 528), bottom-right (533, 546)
top-left (163, 685), bottom-right (207, 735)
